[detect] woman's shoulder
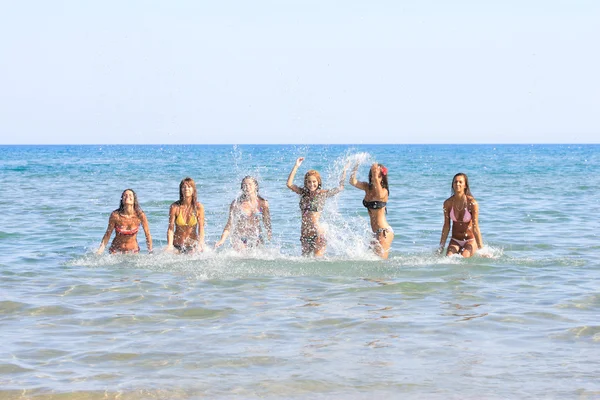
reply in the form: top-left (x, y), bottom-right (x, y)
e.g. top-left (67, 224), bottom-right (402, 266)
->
top-left (467, 195), bottom-right (478, 205)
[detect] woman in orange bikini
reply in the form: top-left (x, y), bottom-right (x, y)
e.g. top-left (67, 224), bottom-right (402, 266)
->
top-left (286, 157), bottom-right (347, 257)
top-left (215, 176), bottom-right (272, 251)
top-left (350, 162), bottom-right (394, 259)
top-left (97, 189), bottom-right (153, 254)
top-left (439, 173), bottom-right (483, 257)
top-left (167, 177), bottom-right (205, 253)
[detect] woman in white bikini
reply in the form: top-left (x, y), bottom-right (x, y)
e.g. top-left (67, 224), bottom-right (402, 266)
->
top-left (286, 157), bottom-right (347, 257)
top-left (439, 173), bottom-right (483, 257)
top-left (97, 189), bottom-right (153, 254)
top-left (215, 176), bottom-right (272, 251)
top-left (350, 162), bottom-right (394, 259)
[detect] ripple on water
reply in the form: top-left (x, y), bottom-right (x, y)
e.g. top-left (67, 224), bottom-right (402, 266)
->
top-left (164, 306), bottom-right (233, 319)
top-left (27, 305), bottom-right (77, 317)
top-left (0, 300), bottom-right (30, 315)
top-left (555, 293), bottom-right (600, 310)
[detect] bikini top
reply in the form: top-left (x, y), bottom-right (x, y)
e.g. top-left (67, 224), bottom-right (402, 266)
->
top-left (236, 201), bottom-right (262, 219)
top-left (363, 199), bottom-right (387, 210)
top-left (176, 209), bottom-right (198, 227)
top-left (301, 192), bottom-right (324, 213)
top-left (115, 225), bottom-right (139, 235)
top-left (450, 205), bottom-right (472, 223)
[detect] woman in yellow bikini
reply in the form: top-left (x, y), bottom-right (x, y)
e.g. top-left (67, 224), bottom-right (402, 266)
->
top-left (167, 177), bottom-right (205, 253)
top-left (350, 162), bottom-right (394, 259)
top-left (286, 157), bottom-right (347, 257)
top-left (215, 176), bottom-right (272, 251)
top-left (97, 189), bottom-right (153, 254)
top-left (439, 173), bottom-right (483, 257)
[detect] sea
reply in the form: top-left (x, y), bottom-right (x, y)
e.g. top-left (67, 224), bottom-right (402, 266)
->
top-left (0, 144), bottom-right (598, 399)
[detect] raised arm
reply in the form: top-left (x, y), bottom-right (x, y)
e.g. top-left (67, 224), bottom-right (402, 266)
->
top-left (368, 163), bottom-right (388, 199)
top-left (166, 204), bottom-right (177, 252)
top-left (286, 157), bottom-right (305, 194)
top-left (97, 212), bottom-right (117, 254)
top-left (349, 162), bottom-right (369, 191)
top-left (438, 199), bottom-right (451, 254)
top-left (261, 199), bottom-right (272, 240)
top-left (215, 202), bottom-right (235, 248)
top-left (140, 212), bottom-right (153, 253)
top-left (197, 202), bottom-right (206, 250)
top-left (470, 199), bottom-right (483, 249)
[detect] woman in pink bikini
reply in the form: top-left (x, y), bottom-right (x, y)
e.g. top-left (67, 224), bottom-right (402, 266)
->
top-left (97, 189), bottom-right (153, 254)
top-left (438, 173), bottom-right (483, 257)
top-left (215, 176), bottom-right (272, 251)
top-left (286, 157), bottom-right (347, 257)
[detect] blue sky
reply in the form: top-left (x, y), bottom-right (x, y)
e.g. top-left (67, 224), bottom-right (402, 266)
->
top-left (1, 1), bottom-right (598, 144)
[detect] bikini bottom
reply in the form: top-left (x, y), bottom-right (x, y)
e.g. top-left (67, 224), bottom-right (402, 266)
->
top-left (239, 235), bottom-right (263, 248)
top-left (174, 243), bottom-right (197, 254)
top-left (373, 226), bottom-right (394, 238)
top-left (448, 238), bottom-right (475, 253)
top-left (109, 246), bottom-right (140, 254)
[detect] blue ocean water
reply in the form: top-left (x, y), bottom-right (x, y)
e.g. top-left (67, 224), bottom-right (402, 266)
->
top-left (0, 144), bottom-right (599, 399)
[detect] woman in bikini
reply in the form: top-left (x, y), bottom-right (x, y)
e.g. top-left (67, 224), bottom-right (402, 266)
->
top-left (97, 189), bottom-right (153, 254)
top-left (350, 162), bottom-right (394, 259)
top-left (215, 176), bottom-right (272, 251)
top-left (286, 157), bottom-right (347, 257)
top-left (167, 177), bottom-right (205, 253)
top-left (439, 173), bottom-right (483, 257)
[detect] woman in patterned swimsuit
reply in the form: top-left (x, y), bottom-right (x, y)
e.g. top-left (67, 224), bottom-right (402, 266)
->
top-left (286, 157), bottom-right (347, 257)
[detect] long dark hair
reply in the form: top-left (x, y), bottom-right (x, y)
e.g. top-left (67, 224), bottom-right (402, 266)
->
top-left (239, 176), bottom-right (265, 202)
top-left (176, 177), bottom-right (198, 215)
top-left (368, 164), bottom-right (390, 195)
top-left (450, 173), bottom-right (473, 197)
top-left (116, 188), bottom-right (143, 218)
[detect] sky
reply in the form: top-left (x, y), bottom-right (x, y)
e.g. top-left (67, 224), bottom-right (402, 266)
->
top-left (1, 0), bottom-right (599, 144)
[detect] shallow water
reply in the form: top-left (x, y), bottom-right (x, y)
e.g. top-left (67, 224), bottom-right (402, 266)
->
top-left (0, 145), bottom-right (599, 399)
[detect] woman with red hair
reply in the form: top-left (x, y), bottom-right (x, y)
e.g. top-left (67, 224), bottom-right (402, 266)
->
top-left (286, 157), bottom-right (347, 256)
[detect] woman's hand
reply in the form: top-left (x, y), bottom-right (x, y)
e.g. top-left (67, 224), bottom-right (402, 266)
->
top-left (295, 157), bottom-right (304, 168)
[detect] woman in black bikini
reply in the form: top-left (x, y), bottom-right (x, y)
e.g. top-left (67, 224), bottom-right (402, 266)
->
top-left (166, 177), bottom-right (205, 253)
top-left (97, 189), bottom-right (153, 254)
top-left (439, 173), bottom-right (483, 257)
top-left (350, 162), bottom-right (393, 259)
top-left (215, 176), bottom-right (272, 251)
top-left (286, 157), bottom-right (347, 257)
